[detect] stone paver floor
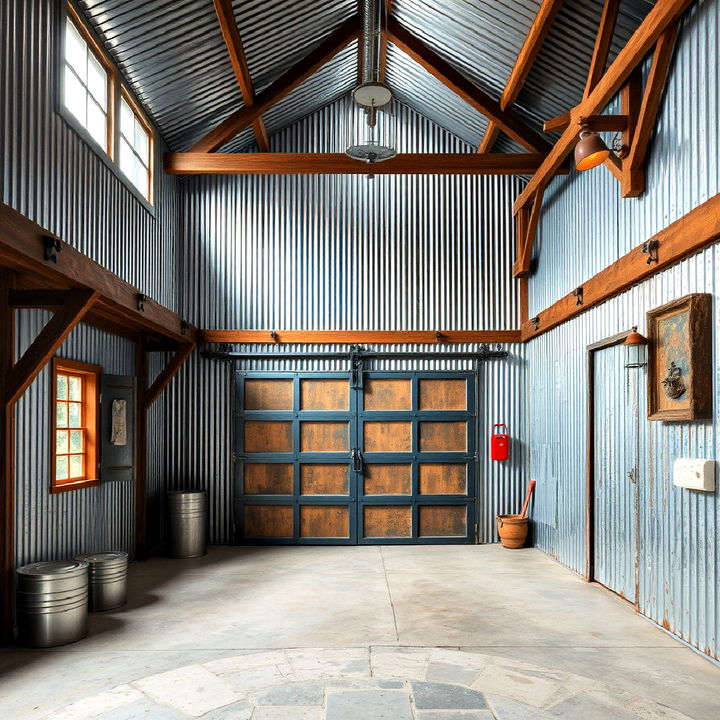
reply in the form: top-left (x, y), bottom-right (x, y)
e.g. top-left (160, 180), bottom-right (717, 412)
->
top-left (40, 646), bottom-right (696, 720)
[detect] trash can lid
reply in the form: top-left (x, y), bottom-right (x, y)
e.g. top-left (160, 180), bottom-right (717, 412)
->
top-left (76, 551), bottom-right (128, 564)
top-left (17, 560), bottom-right (89, 576)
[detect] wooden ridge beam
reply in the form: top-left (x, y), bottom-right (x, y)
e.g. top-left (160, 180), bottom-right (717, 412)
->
top-left (190, 14), bottom-right (361, 153)
top-left (387, 18), bottom-right (551, 154)
top-left (584, 0), bottom-right (621, 98)
top-left (514, 0), bottom-right (694, 213)
top-left (479, 0), bottom-right (566, 153)
top-left (521, 192), bottom-right (720, 340)
top-left (5, 289), bottom-right (99, 407)
top-left (166, 152), bottom-right (560, 176)
top-left (0, 202), bottom-right (196, 343)
top-left (212, 0), bottom-right (269, 151)
top-left (144, 343), bottom-right (195, 409)
top-left (200, 330), bottom-right (523, 344)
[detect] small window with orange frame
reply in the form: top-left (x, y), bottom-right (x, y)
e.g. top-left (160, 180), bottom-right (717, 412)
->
top-left (52, 358), bottom-right (101, 493)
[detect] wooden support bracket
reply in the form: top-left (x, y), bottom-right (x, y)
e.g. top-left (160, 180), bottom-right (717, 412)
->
top-left (513, 186), bottom-right (545, 278)
top-left (145, 343), bottom-right (195, 410)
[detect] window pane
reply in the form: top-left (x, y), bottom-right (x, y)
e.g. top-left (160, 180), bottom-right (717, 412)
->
top-left (134, 121), bottom-right (149, 162)
top-left (56, 402), bottom-right (68, 428)
top-left (56, 456), bottom-right (69, 481)
top-left (70, 430), bottom-right (83, 453)
top-left (86, 99), bottom-right (107, 148)
top-left (68, 402), bottom-right (82, 428)
top-left (119, 138), bottom-right (133, 179)
top-left (69, 455), bottom-right (84, 479)
top-left (120, 98), bottom-right (134, 140)
top-left (68, 376), bottom-right (82, 401)
top-left (86, 52), bottom-right (107, 109)
top-left (65, 20), bottom-right (87, 81)
top-left (57, 375), bottom-right (68, 401)
top-left (64, 66), bottom-right (87, 124)
top-left (133, 157), bottom-right (147, 194)
top-left (56, 430), bottom-right (69, 454)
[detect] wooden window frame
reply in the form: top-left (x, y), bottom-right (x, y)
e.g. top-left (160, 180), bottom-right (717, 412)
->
top-left (65, 2), bottom-right (116, 159)
top-left (119, 86), bottom-right (155, 204)
top-left (51, 357), bottom-right (102, 494)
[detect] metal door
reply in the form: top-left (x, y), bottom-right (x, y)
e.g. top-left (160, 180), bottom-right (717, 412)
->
top-left (593, 346), bottom-right (643, 603)
top-left (234, 371), bottom-right (476, 544)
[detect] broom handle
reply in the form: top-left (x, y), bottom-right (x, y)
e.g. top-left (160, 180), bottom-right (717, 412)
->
top-left (520, 480), bottom-right (536, 519)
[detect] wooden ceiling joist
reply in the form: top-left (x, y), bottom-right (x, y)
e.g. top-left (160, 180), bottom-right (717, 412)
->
top-left (514, 0), bottom-right (693, 213)
top-left (0, 202), bottom-right (196, 344)
top-left (478, 0), bottom-right (566, 153)
top-left (190, 14), bottom-right (362, 154)
top-left (543, 113), bottom-right (628, 134)
top-left (584, 0), bottom-right (622, 98)
top-left (165, 152), bottom-right (561, 175)
top-left (386, 18), bottom-right (552, 154)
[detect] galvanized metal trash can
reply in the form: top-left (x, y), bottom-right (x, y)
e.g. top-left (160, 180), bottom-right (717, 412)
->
top-left (16, 560), bottom-right (89, 647)
top-left (75, 551), bottom-right (128, 611)
top-left (167, 489), bottom-right (208, 558)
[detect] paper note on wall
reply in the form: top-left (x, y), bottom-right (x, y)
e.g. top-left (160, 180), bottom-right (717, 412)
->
top-left (111, 399), bottom-right (127, 446)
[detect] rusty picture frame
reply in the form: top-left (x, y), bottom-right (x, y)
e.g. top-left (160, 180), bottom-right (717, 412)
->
top-left (647, 293), bottom-right (712, 421)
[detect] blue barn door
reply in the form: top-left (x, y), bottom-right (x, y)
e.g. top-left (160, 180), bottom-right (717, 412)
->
top-left (593, 346), bottom-right (644, 603)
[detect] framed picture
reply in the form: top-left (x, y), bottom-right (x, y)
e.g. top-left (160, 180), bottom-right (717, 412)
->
top-left (647, 293), bottom-right (712, 421)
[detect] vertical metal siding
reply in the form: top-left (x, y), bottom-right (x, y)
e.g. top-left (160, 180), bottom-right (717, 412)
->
top-left (2, 0), bottom-right (178, 566)
top-left (165, 98), bottom-right (525, 544)
top-left (14, 311), bottom-right (137, 565)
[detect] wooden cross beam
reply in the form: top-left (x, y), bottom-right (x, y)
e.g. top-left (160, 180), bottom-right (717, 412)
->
top-left (478, 0), bottom-right (566, 153)
top-left (190, 14), bottom-right (362, 153)
top-left (212, 0), bottom-right (269, 151)
top-left (514, 0), bottom-right (693, 213)
top-left (387, 18), bottom-right (552, 154)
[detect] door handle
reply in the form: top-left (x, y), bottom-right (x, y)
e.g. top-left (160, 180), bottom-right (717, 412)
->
top-left (351, 448), bottom-right (364, 473)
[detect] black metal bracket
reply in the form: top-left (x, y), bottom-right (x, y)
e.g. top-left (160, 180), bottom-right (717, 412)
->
top-left (573, 286), bottom-right (584, 306)
top-left (350, 344), bottom-right (365, 389)
top-left (642, 239), bottom-right (659, 264)
top-left (181, 320), bottom-right (189, 336)
top-left (137, 293), bottom-right (148, 312)
top-left (270, 331), bottom-right (279, 342)
top-left (351, 448), bottom-right (364, 473)
top-left (43, 236), bottom-right (62, 264)
top-left (530, 316), bottom-right (540, 331)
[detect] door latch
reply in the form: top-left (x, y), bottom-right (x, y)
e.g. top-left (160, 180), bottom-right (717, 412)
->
top-left (351, 448), bottom-right (364, 473)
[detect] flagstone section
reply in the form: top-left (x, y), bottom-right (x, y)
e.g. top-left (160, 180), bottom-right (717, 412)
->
top-left (40, 647), bottom-right (696, 720)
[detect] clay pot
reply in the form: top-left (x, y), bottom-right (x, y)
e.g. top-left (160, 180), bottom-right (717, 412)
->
top-left (497, 514), bottom-right (529, 549)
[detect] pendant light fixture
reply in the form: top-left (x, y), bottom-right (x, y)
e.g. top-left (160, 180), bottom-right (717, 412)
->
top-left (574, 124), bottom-right (611, 171)
top-left (346, 0), bottom-right (397, 163)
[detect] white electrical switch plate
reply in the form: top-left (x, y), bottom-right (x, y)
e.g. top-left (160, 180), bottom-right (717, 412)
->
top-left (673, 458), bottom-right (715, 491)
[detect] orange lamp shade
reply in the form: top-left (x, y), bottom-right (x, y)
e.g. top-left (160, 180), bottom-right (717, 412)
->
top-left (574, 128), bottom-right (610, 171)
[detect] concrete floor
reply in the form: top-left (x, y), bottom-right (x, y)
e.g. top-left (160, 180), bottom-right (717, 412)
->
top-left (1, 545), bottom-right (719, 719)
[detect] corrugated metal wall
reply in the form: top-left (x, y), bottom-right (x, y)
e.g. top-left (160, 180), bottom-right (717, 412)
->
top-left (527, 1), bottom-right (720, 660)
top-left (164, 98), bottom-right (526, 543)
top-left (1, 0), bottom-right (177, 565)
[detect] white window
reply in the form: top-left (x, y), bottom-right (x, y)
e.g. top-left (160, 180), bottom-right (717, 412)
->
top-left (120, 94), bottom-right (152, 200)
top-left (64, 16), bottom-right (109, 152)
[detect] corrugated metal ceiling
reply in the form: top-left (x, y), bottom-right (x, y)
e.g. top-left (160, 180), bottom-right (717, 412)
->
top-left (78, 0), bottom-right (656, 153)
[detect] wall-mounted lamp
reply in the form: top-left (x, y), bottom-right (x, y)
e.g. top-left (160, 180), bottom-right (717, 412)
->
top-left (574, 125), bottom-right (611, 171)
top-left (624, 326), bottom-right (648, 368)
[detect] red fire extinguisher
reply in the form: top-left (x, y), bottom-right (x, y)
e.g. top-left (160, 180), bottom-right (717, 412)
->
top-left (491, 424), bottom-right (510, 461)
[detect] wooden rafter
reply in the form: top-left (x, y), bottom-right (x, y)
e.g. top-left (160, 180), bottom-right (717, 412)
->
top-left (378, 0), bottom-right (393, 83)
top-left (514, 0), bottom-right (693, 213)
top-left (624, 23), bottom-right (680, 194)
top-left (478, 0), bottom-right (565, 153)
top-left (190, 14), bottom-right (362, 153)
top-left (387, 18), bottom-right (551, 154)
top-left (165, 152), bottom-right (563, 175)
top-left (201, 330), bottom-right (522, 344)
top-left (584, 0), bottom-right (621, 98)
top-left (212, 0), bottom-right (269, 151)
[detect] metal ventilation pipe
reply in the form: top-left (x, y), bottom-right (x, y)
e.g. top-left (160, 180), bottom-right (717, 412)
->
top-left (361, 0), bottom-right (382, 84)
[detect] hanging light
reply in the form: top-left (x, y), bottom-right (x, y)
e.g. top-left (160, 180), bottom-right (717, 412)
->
top-left (574, 125), bottom-right (610, 171)
top-left (624, 326), bottom-right (648, 368)
top-left (346, 0), bottom-right (397, 164)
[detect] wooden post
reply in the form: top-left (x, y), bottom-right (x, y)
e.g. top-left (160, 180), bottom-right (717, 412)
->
top-left (0, 272), bottom-right (15, 641)
top-left (135, 336), bottom-right (148, 560)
